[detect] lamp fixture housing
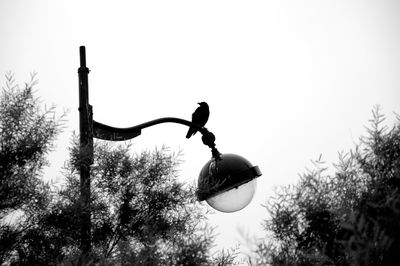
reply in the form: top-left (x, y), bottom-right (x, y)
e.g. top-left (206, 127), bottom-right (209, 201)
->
top-left (197, 153), bottom-right (262, 212)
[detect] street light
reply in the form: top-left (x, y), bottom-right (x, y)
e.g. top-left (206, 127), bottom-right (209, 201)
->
top-left (197, 153), bottom-right (261, 213)
top-left (77, 46), bottom-right (262, 256)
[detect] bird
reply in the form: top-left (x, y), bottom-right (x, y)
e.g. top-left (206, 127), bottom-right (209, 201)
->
top-left (186, 102), bottom-right (209, 139)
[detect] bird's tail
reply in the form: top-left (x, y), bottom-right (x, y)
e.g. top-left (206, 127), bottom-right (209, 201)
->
top-left (186, 128), bottom-right (196, 139)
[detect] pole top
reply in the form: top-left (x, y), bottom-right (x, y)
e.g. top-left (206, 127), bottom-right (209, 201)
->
top-left (80, 46), bottom-right (86, 67)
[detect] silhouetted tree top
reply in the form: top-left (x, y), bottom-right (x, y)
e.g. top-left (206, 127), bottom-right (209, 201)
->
top-left (0, 72), bottom-right (65, 264)
top-left (0, 73), bottom-right (238, 265)
top-left (55, 140), bottom-right (238, 265)
top-left (250, 106), bottom-right (400, 266)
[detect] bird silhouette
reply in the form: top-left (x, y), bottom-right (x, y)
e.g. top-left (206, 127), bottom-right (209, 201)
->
top-left (186, 102), bottom-right (209, 139)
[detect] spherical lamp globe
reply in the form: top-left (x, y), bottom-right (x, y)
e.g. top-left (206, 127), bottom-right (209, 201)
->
top-left (197, 154), bottom-right (261, 213)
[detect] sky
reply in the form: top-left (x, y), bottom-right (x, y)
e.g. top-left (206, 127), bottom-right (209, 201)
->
top-left (1, 0), bottom-right (400, 258)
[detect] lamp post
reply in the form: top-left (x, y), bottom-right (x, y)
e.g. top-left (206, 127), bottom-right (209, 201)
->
top-left (77, 46), bottom-right (261, 258)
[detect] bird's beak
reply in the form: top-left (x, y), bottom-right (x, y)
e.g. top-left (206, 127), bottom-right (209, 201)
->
top-left (197, 102), bottom-right (201, 105)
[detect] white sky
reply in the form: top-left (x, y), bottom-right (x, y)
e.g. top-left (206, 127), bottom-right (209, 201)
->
top-left (1, 0), bottom-right (400, 258)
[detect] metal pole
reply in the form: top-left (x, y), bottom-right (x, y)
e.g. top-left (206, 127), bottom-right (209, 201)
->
top-left (78, 46), bottom-right (93, 258)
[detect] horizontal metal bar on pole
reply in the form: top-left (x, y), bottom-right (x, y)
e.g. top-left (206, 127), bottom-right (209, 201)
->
top-left (93, 117), bottom-right (206, 141)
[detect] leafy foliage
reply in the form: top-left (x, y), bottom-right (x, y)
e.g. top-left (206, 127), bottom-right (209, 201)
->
top-left (0, 72), bottom-right (62, 214)
top-left (34, 140), bottom-right (236, 265)
top-left (0, 73), bottom-right (237, 265)
top-left (0, 72), bottom-right (64, 264)
top-left (251, 107), bottom-right (400, 265)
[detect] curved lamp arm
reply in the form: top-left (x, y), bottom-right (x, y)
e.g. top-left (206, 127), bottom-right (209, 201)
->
top-left (93, 117), bottom-right (206, 141)
top-left (93, 117), bottom-right (220, 158)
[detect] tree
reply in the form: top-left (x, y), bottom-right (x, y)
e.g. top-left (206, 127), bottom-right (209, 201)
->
top-left (0, 73), bottom-right (237, 265)
top-left (14, 140), bottom-right (237, 265)
top-left (0, 72), bottom-right (64, 264)
top-left (251, 107), bottom-right (400, 265)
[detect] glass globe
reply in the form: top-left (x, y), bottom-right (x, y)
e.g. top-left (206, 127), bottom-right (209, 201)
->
top-left (206, 179), bottom-right (257, 213)
top-left (197, 153), bottom-right (261, 213)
